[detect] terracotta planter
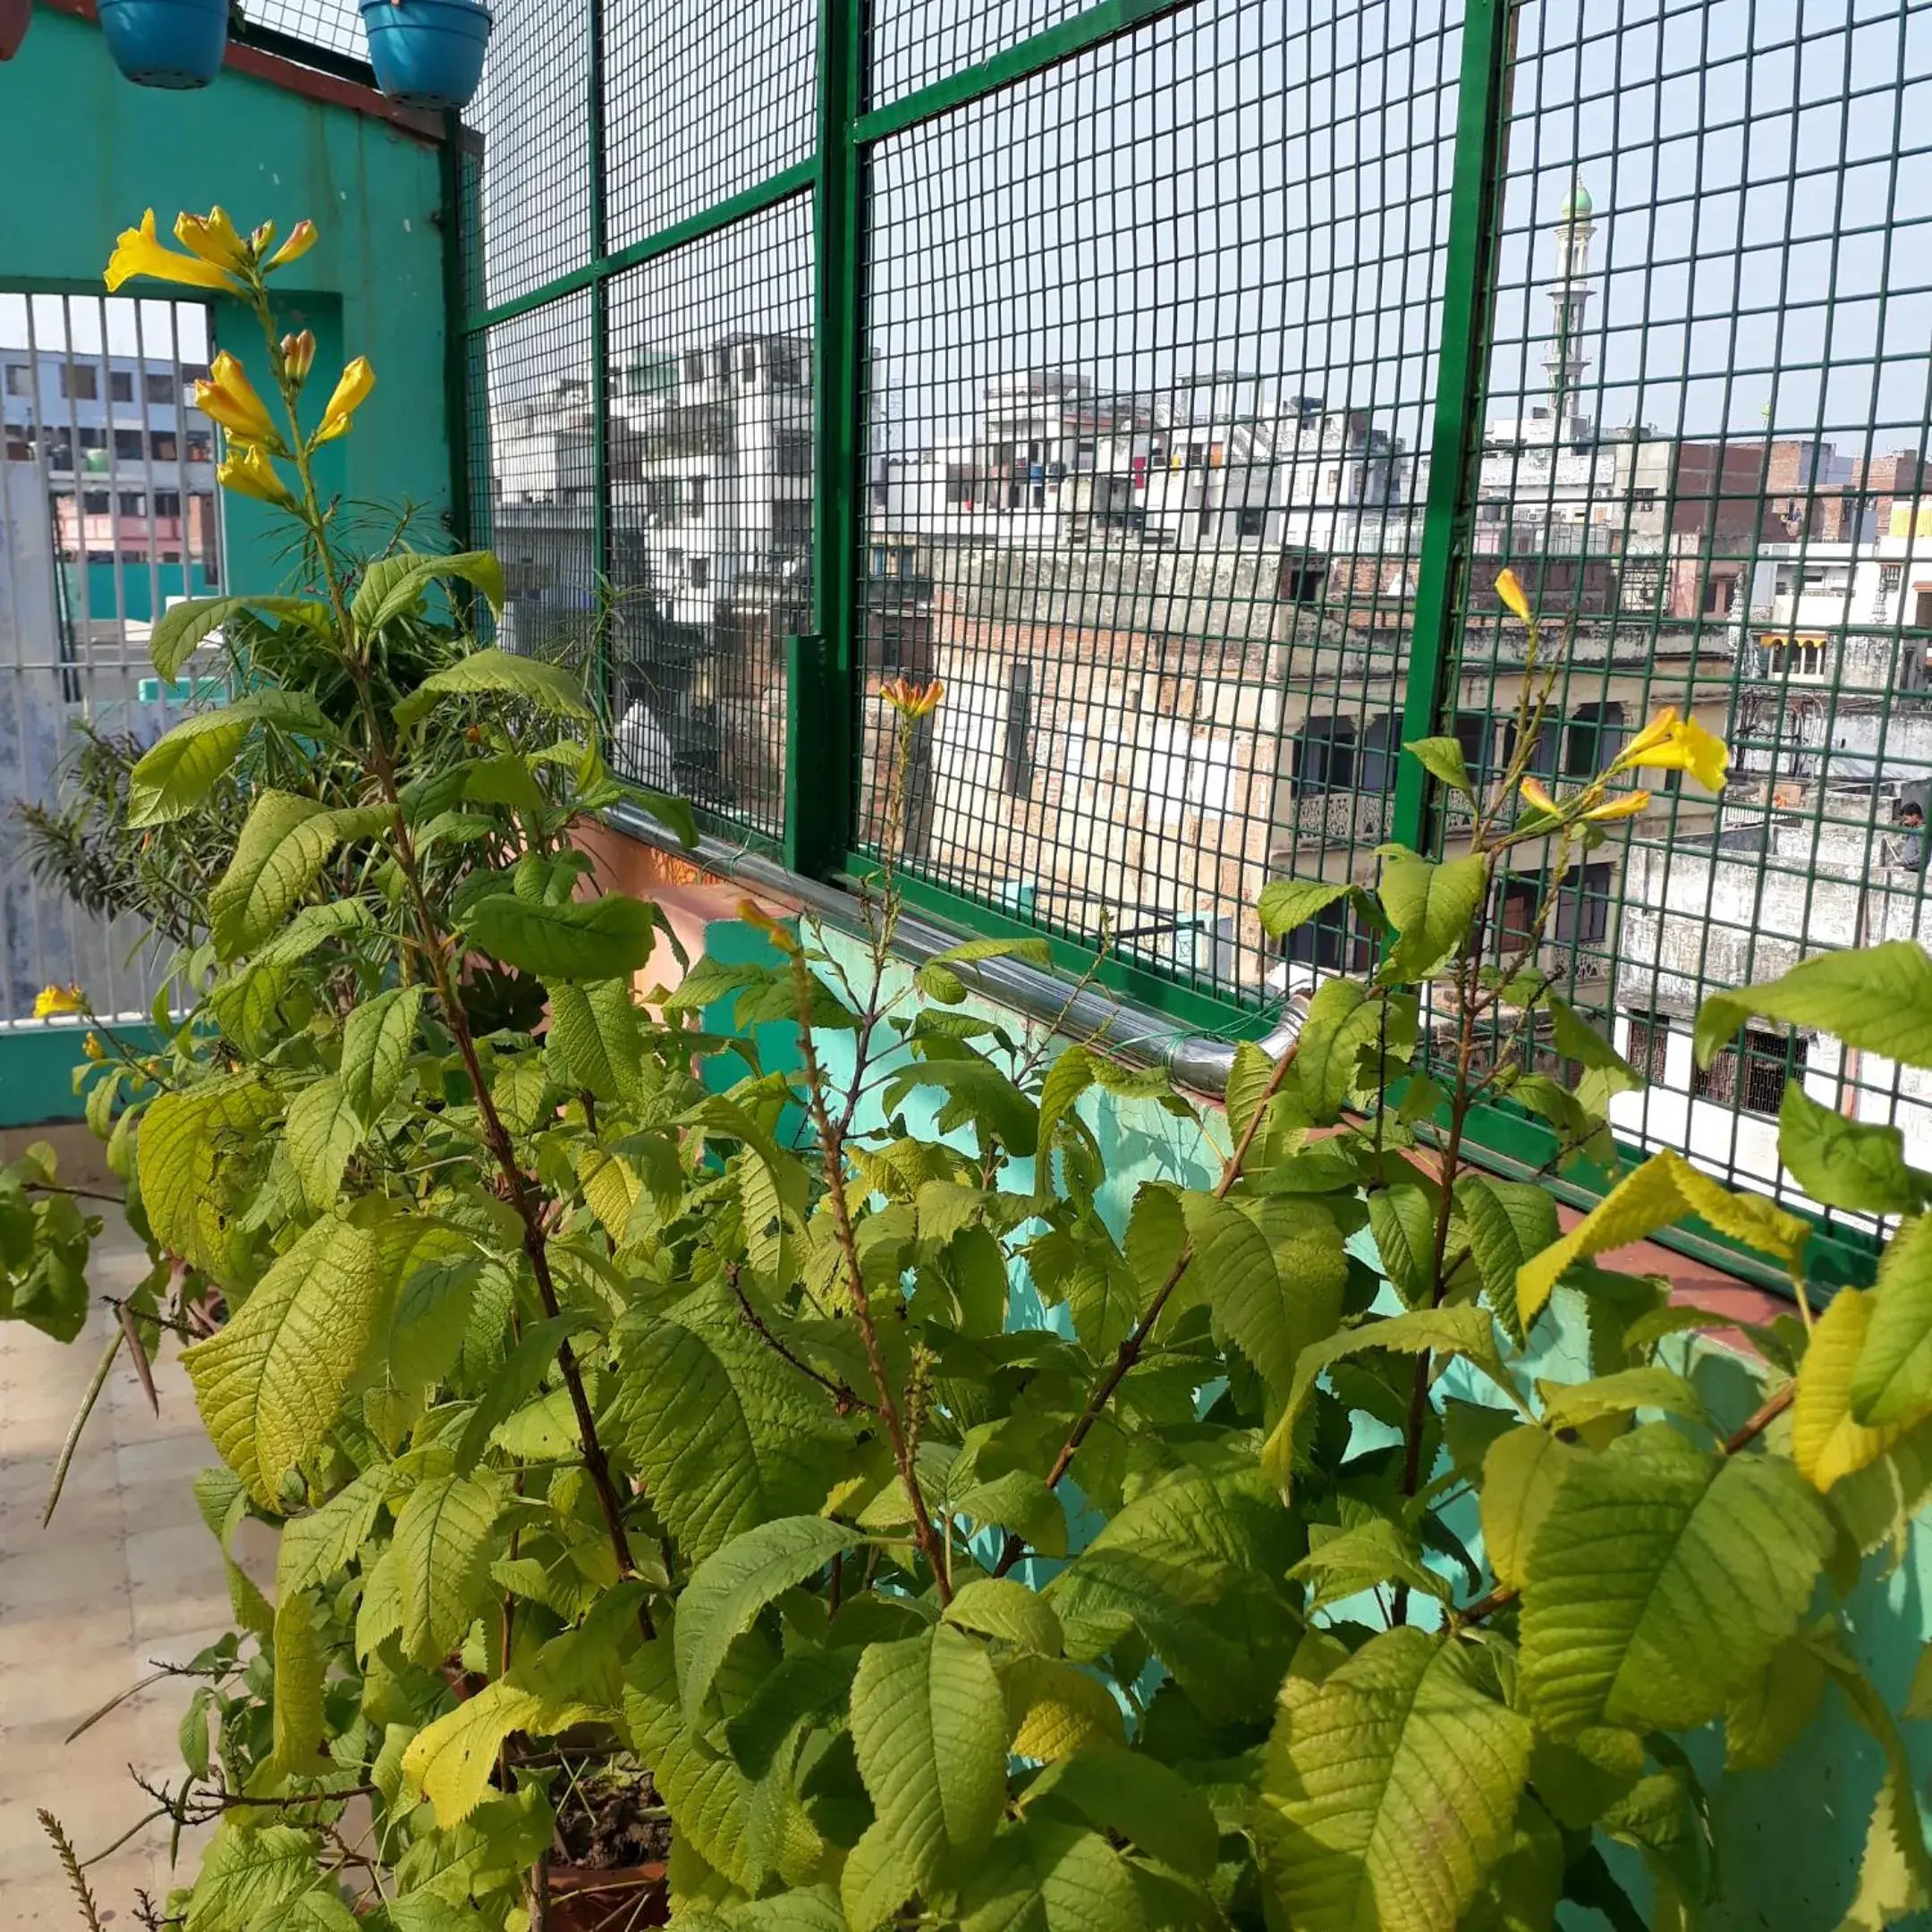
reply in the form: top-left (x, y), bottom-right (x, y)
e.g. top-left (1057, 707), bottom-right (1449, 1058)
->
top-left (0, 0), bottom-right (31, 59)
top-left (547, 1860), bottom-right (668, 1932)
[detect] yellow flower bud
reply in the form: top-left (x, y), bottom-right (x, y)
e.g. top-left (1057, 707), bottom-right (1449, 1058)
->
top-left (280, 330), bottom-right (317, 388)
top-left (311, 356), bottom-right (375, 445)
top-left (216, 443), bottom-right (298, 509)
top-left (192, 352), bottom-right (284, 453)
top-left (1519, 776), bottom-right (1559, 816)
top-left (174, 206), bottom-right (251, 275)
top-left (1495, 568), bottom-right (1532, 623)
top-left (1583, 790), bottom-right (1652, 823)
top-left (265, 219), bottom-right (318, 271)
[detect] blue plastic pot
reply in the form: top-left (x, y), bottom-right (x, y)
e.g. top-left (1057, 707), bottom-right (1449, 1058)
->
top-left (360, 0), bottom-right (491, 112)
top-left (97, 0), bottom-right (228, 88)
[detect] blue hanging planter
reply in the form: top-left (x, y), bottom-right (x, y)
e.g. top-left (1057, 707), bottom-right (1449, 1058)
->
top-left (97, 0), bottom-right (229, 88)
top-left (360, 0), bottom-right (491, 113)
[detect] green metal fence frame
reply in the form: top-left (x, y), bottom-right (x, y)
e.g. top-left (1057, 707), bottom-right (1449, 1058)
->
top-left (449, 0), bottom-right (1905, 1297)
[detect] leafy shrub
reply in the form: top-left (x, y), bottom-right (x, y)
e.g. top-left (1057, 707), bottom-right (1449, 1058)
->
top-left (11, 213), bottom-right (1932, 1932)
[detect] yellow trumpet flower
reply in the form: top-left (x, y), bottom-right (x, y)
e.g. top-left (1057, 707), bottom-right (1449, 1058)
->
top-left (105, 209), bottom-right (242, 294)
top-left (1620, 710), bottom-right (1731, 792)
top-left (216, 442), bottom-right (298, 509)
top-left (279, 330), bottom-right (317, 388)
top-left (310, 356), bottom-right (375, 445)
top-left (265, 220), bottom-right (318, 271)
top-left (192, 351), bottom-right (284, 452)
top-left (1519, 775), bottom-right (1560, 816)
top-left (880, 676), bottom-right (945, 719)
top-left (173, 207), bottom-right (251, 275)
top-left (33, 983), bottom-right (85, 1019)
top-left (1583, 789), bottom-right (1652, 822)
top-left (1495, 568), bottom-right (1532, 623)
top-left (250, 219), bottom-right (277, 258)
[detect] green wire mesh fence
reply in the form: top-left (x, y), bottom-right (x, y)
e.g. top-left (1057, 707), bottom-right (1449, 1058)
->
top-left (452, 0), bottom-right (1932, 1282)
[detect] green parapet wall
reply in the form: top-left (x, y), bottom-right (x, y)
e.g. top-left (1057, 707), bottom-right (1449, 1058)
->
top-left (1, 8), bottom-right (453, 1123)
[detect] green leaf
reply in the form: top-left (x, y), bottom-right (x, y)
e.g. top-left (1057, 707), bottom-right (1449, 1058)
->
top-left (1695, 940), bottom-right (1932, 1074)
top-left (547, 978), bottom-right (645, 1101)
top-left (270, 1589), bottom-right (326, 1775)
top-left (1480, 1427), bottom-right (1577, 1594)
top-left (277, 1466), bottom-right (388, 1597)
top-left (677, 1516), bottom-right (860, 1723)
top-left (1794, 1290), bottom-right (1908, 1488)
top-left (1849, 1216), bottom-right (1932, 1428)
top-left (149, 593), bottom-right (326, 682)
top-left (1516, 1149), bottom-right (1809, 1330)
top-left (1292, 1513), bottom-right (1453, 1614)
top-left (1724, 1634), bottom-right (1826, 1770)
top-left (209, 791), bottom-right (387, 960)
top-left (1257, 877), bottom-right (1354, 938)
top-left (464, 890), bottom-right (659, 983)
top-left (1378, 852), bottom-right (1486, 983)
top-left (850, 1624), bottom-right (1010, 1890)
top-left (392, 1470), bottom-right (505, 1666)
top-left (1367, 1181), bottom-right (1441, 1307)
top-left (1456, 1175), bottom-right (1558, 1343)
top-left (1546, 996), bottom-right (1644, 1114)
top-left (1518, 1423), bottom-right (1835, 1735)
top-left (1185, 1192), bottom-right (1345, 1403)
top-left (881, 1049), bottom-right (1040, 1158)
top-left (1537, 1367), bottom-right (1706, 1433)
top-left (182, 1212), bottom-right (395, 1505)
top-left (402, 1672), bottom-right (602, 1826)
top-left (1006, 1654), bottom-right (1129, 1759)
top-left (943, 1578), bottom-right (1063, 1655)
top-left (284, 1075), bottom-right (360, 1216)
top-left (341, 985), bottom-right (425, 1127)
top-left (127, 691), bottom-right (332, 828)
top-left (1779, 1083), bottom-right (1924, 1216)
top-left (248, 1890), bottom-right (360, 1931)
top-left (918, 935), bottom-right (1055, 1005)
top-left (183, 1821), bottom-right (321, 1932)
top-left (395, 643), bottom-right (590, 731)
top-left (355, 547), bottom-right (505, 637)
top-left (1403, 734), bottom-right (1476, 798)
top-left (1026, 1750), bottom-right (1219, 1881)
top-left (1255, 1626), bottom-right (1531, 1932)
top-left (610, 1289), bottom-right (847, 1564)
top-left (140, 1073), bottom-right (278, 1278)
top-left (1297, 979), bottom-right (1382, 1121)
top-left (960, 1818), bottom-right (1145, 1932)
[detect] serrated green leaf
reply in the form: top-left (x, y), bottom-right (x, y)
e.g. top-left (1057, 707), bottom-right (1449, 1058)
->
top-left (1849, 1215), bottom-right (1932, 1428)
top-left (851, 1624), bottom-right (1009, 1889)
top-left (1404, 734), bottom-right (1476, 798)
top-left (881, 1048), bottom-right (1039, 1157)
top-left (1367, 1181), bottom-right (1440, 1307)
top-left (209, 791), bottom-right (386, 960)
top-left (248, 1889), bottom-right (360, 1931)
top-left (1480, 1428), bottom-right (1577, 1594)
top-left (140, 1073), bottom-right (278, 1279)
top-left (182, 1212), bottom-right (394, 1505)
top-left (609, 1289), bottom-right (847, 1564)
top-left (1518, 1423), bottom-right (1834, 1735)
top-left (1695, 940), bottom-right (1932, 1074)
top-left (1779, 1082), bottom-right (1924, 1216)
top-left (1538, 1367), bottom-right (1705, 1433)
top-left (1296, 979), bottom-right (1383, 1122)
top-left (395, 641), bottom-right (588, 732)
top-left (1026, 1750), bottom-right (1218, 1881)
top-left (127, 691), bottom-right (332, 828)
top-left (150, 594), bottom-right (325, 682)
top-left (1795, 1289), bottom-right (1910, 1489)
top-left (944, 1578), bottom-right (1063, 1655)
top-left (341, 985), bottom-right (425, 1127)
top-left (1457, 1175), bottom-right (1558, 1344)
top-left (1516, 1150), bottom-right (1809, 1330)
top-left (183, 1821), bottom-right (321, 1932)
top-left (356, 549), bottom-right (504, 638)
top-left (1378, 852), bottom-right (1486, 983)
top-left (270, 1589), bottom-right (326, 1775)
top-left (1256, 1625), bottom-right (1530, 1932)
top-left (1724, 1634), bottom-right (1826, 1770)
top-left (547, 977), bottom-right (645, 1101)
top-left (277, 1466), bottom-right (389, 1597)
top-left (402, 1672), bottom-right (600, 1826)
top-left (961, 1818), bottom-right (1145, 1932)
top-left (465, 890), bottom-right (659, 982)
top-left (1257, 876), bottom-right (1356, 938)
top-left (284, 1075), bottom-right (360, 1216)
top-left (677, 1516), bottom-right (860, 1723)
top-left (392, 1470), bottom-right (505, 1666)
top-left (1005, 1654), bottom-right (1128, 1759)
top-left (1185, 1192), bottom-right (1345, 1403)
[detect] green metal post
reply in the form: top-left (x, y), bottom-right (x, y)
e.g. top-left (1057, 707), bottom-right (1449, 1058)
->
top-left (796, 0), bottom-right (868, 879)
top-left (588, 0), bottom-right (614, 728)
top-left (1387, 0), bottom-right (1515, 855)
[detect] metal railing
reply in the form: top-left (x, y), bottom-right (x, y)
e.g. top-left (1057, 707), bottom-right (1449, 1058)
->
top-left (453, 0), bottom-right (1932, 1288)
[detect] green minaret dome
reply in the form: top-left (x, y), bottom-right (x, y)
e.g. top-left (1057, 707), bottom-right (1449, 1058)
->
top-left (1560, 177), bottom-right (1593, 221)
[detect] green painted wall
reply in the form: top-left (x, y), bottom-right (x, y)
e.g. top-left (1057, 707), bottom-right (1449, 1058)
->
top-left (4, 4), bottom-right (453, 1123)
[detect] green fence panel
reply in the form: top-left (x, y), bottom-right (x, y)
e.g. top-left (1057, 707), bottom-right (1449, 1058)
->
top-left (449, 0), bottom-right (1932, 1282)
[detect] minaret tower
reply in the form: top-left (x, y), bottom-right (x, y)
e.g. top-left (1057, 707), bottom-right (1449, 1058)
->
top-left (1545, 176), bottom-right (1596, 440)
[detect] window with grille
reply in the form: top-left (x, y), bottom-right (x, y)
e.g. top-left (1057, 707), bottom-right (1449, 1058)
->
top-left (1627, 1015), bottom-right (1673, 1083)
top-left (1693, 1029), bottom-right (1808, 1116)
